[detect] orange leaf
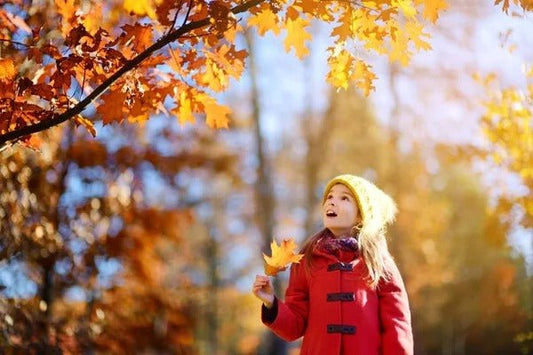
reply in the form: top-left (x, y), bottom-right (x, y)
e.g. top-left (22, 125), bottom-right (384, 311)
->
top-left (54, 0), bottom-right (77, 34)
top-left (97, 90), bottom-right (128, 125)
top-left (121, 23), bottom-right (153, 53)
top-left (0, 58), bottom-right (16, 82)
top-left (263, 238), bottom-right (303, 276)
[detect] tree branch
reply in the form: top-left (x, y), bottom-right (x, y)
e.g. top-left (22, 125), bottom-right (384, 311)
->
top-left (0, 0), bottom-right (265, 147)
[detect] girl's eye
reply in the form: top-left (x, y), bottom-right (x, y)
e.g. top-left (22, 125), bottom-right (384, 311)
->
top-left (342, 196), bottom-right (349, 201)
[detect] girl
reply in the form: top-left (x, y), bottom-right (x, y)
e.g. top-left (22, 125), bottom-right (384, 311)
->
top-left (252, 174), bottom-right (413, 354)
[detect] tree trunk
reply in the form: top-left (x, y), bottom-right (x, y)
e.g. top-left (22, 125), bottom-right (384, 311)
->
top-left (244, 29), bottom-right (288, 355)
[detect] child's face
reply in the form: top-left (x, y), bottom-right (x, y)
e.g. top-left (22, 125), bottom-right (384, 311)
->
top-left (322, 183), bottom-right (360, 237)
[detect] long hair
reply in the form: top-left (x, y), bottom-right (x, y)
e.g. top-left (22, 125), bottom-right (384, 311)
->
top-left (303, 176), bottom-right (397, 289)
top-left (300, 227), bottom-right (392, 289)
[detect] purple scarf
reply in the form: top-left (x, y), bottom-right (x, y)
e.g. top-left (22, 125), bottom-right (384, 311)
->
top-left (317, 231), bottom-right (359, 258)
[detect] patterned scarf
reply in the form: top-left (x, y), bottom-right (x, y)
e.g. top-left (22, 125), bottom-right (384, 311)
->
top-left (317, 232), bottom-right (359, 258)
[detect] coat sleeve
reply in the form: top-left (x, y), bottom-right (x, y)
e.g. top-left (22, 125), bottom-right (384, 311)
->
top-left (262, 262), bottom-right (309, 341)
top-left (378, 257), bottom-right (414, 355)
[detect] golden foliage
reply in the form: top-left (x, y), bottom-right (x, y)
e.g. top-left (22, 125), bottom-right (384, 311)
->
top-left (475, 66), bottom-right (533, 227)
top-left (0, 0), bottom-right (450, 146)
top-left (263, 238), bottom-right (303, 276)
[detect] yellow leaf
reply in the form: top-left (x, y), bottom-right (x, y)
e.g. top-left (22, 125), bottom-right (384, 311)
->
top-left (173, 89), bottom-right (195, 125)
top-left (326, 49), bottom-right (354, 90)
top-left (248, 8), bottom-right (280, 36)
top-left (0, 58), bottom-right (16, 82)
top-left (123, 0), bottom-right (160, 19)
top-left (415, 0), bottom-right (449, 23)
top-left (388, 22), bottom-right (411, 66)
top-left (405, 21), bottom-right (432, 51)
top-left (393, 0), bottom-right (417, 18)
top-left (263, 238), bottom-right (304, 276)
top-left (352, 60), bottom-right (377, 96)
top-left (74, 115), bottom-right (97, 137)
top-left (284, 16), bottom-right (312, 59)
top-left (197, 93), bottom-right (231, 129)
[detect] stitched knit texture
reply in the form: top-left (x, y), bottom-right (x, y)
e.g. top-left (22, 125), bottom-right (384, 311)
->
top-left (322, 174), bottom-right (397, 238)
top-left (317, 234), bottom-right (359, 258)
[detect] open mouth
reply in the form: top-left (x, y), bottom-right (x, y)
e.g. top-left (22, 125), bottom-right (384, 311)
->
top-left (326, 211), bottom-right (337, 217)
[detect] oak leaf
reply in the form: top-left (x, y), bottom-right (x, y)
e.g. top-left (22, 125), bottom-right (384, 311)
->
top-left (197, 93), bottom-right (231, 129)
top-left (263, 238), bottom-right (304, 276)
top-left (98, 90), bottom-right (128, 124)
top-left (415, 0), bottom-right (448, 22)
top-left (284, 16), bottom-right (312, 59)
top-left (248, 8), bottom-right (280, 36)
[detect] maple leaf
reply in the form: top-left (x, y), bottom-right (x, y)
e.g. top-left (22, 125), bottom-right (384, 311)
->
top-left (248, 8), bottom-right (280, 36)
top-left (284, 16), bottom-right (312, 59)
top-left (263, 238), bottom-right (304, 276)
top-left (0, 58), bottom-right (16, 82)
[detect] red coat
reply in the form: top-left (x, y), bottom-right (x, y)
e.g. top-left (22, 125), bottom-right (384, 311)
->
top-left (262, 239), bottom-right (413, 355)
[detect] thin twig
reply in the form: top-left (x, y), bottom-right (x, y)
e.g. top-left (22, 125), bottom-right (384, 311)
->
top-left (0, 38), bottom-right (32, 48)
top-left (166, 0), bottom-right (184, 36)
top-left (182, 0), bottom-right (194, 28)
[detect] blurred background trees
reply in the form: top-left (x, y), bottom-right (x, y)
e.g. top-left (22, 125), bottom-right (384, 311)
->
top-left (1, 0), bottom-right (532, 354)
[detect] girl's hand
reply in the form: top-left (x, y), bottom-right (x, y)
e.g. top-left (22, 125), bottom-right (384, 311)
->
top-left (252, 274), bottom-right (275, 308)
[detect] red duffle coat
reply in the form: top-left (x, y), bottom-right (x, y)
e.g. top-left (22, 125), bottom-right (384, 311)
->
top-left (262, 235), bottom-right (413, 355)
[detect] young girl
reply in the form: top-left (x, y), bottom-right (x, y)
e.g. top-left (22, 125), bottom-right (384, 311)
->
top-left (252, 174), bottom-right (413, 354)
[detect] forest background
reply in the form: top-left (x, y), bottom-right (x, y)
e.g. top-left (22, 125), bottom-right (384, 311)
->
top-left (0, 0), bottom-right (532, 354)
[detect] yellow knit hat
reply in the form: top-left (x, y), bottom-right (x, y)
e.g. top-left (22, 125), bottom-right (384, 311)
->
top-left (322, 174), bottom-right (397, 237)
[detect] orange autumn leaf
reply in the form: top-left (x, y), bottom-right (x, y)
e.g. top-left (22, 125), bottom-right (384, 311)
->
top-left (98, 90), bottom-right (128, 125)
top-left (263, 238), bottom-right (303, 276)
top-left (121, 23), bottom-right (153, 53)
top-left (0, 58), bottom-right (16, 81)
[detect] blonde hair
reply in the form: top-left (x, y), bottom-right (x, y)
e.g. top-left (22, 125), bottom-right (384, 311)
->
top-left (308, 174), bottom-right (398, 289)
